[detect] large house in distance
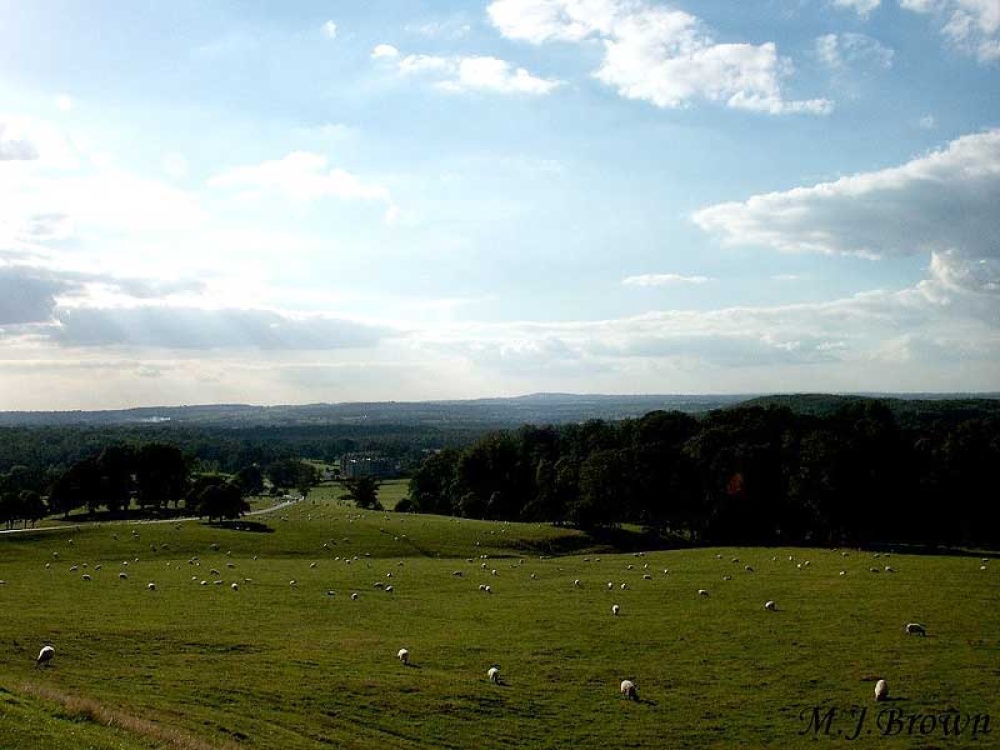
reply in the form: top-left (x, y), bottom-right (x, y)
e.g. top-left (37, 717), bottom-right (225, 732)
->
top-left (339, 452), bottom-right (397, 479)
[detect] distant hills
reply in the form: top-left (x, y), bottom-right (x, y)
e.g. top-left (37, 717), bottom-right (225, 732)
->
top-left (0, 392), bottom-right (997, 429)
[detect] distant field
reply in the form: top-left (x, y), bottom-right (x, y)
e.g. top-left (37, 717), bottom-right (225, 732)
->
top-left (1, 500), bottom-right (997, 749)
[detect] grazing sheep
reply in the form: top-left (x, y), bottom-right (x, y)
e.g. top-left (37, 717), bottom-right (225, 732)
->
top-left (905, 622), bottom-right (926, 636)
top-left (981, 565), bottom-right (988, 571)
top-left (839, 570), bottom-right (847, 576)
top-left (869, 567), bottom-right (880, 573)
top-left (231, 582), bottom-right (239, 591)
top-left (398, 648), bottom-right (410, 665)
top-left (487, 665), bottom-right (501, 684)
top-left (530, 573), bottom-right (537, 580)
top-left (620, 583), bottom-right (628, 590)
top-left (351, 593), bottom-right (359, 600)
top-left (745, 565), bottom-right (754, 573)
top-left (642, 574), bottom-right (652, 580)
top-left (385, 585), bottom-right (394, 593)
top-left (484, 585), bottom-right (492, 594)
top-left (574, 579), bottom-right (582, 587)
top-left (875, 679), bottom-right (888, 702)
top-left (698, 589), bottom-right (709, 597)
top-left (36, 645), bottom-right (55, 668)
top-left (612, 604), bottom-right (620, 616)
top-left (620, 679), bottom-right (638, 701)
top-left (289, 580), bottom-right (297, 587)
top-left (147, 582), bottom-right (156, 591)
top-left (607, 581), bottom-right (614, 590)
top-left (479, 584), bottom-right (486, 591)
top-left (722, 575), bottom-right (732, 581)
top-left (764, 600), bottom-right (776, 611)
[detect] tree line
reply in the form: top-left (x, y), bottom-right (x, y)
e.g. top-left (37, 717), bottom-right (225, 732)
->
top-left (406, 402), bottom-right (1000, 548)
top-left (0, 446), bottom-right (324, 528)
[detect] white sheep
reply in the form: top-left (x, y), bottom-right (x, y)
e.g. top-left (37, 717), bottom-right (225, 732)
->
top-left (607, 581), bottom-right (614, 590)
top-left (764, 600), bottom-right (776, 611)
top-left (397, 648), bottom-right (410, 665)
top-left (81, 574), bottom-right (92, 581)
top-left (484, 585), bottom-right (492, 594)
top-left (573, 579), bottom-right (581, 587)
top-left (231, 582), bottom-right (240, 591)
top-left (722, 574), bottom-right (732, 581)
top-left (875, 679), bottom-right (888, 701)
top-left (642, 574), bottom-right (652, 580)
top-left (487, 665), bottom-right (501, 684)
top-left (147, 582), bottom-right (156, 591)
top-left (612, 604), bottom-right (620, 616)
top-left (620, 583), bottom-right (628, 590)
top-left (36, 645), bottom-right (55, 668)
top-left (698, 589), bottom-right (709, 597)
top-left (905, 622), bottom-right (926, 636)
top-left (620, 679), bottom-right (638, 701)
top-left (351, 593), bottom-right (359, 600)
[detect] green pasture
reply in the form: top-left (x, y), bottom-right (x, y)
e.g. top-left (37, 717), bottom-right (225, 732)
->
top-left (1, 500), bottom-right (997, 749)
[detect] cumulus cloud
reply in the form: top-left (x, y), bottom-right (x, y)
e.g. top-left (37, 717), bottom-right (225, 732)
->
top-left (380, 47), bottom-right (563, 94)
top-left (831, 0), bottom-right (881, 18)
top-left (901, 0), bottom-right (1000, 62)
top-left (209, 152), bottom-right (392, 203)
top-left (487, 0), bottom-right (831, 113)
top-left (372, 43), bottom-right (400, 59)
top-left (816, 32), bottom-right (894, 70)
top-left (622, 273), bottom-right (712, 286)
top-left (693, 128), bottom-right (1000, 262)
top-left (321, 20), bottom-right (338, 39)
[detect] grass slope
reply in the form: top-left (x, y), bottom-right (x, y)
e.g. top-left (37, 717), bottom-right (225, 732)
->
top-left (2, 500), bottom-right (998, 749)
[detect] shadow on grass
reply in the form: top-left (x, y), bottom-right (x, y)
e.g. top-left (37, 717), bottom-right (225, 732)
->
top-left (205, 520), bottom-right (274, 533)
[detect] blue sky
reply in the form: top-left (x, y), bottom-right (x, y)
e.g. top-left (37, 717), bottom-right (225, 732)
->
top-left (0, 0), bottom-right (998, 409)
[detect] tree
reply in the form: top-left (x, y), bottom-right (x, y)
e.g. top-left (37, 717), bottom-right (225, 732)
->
top-left (340, 476), bottom-right (382, 510)
top-left (191, 479), bottom-right (249, 521)
top-left (48, 458), bottom-right (101, 519)
top-left (265, 459), bottom-right (319, 494)
top-left (233, 465), bottom-right (265, 496)
top-left (136, 444), bottom-right (189, 509)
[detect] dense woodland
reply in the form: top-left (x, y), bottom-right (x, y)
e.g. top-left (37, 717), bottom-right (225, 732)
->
top-left (1, 396), bottom-right (998, 548)
top-left (407, 401), bottom-right (1000, 548)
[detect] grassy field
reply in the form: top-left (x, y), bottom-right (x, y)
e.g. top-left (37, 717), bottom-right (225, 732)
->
top-left (1, 498), bottom-right (997, 749)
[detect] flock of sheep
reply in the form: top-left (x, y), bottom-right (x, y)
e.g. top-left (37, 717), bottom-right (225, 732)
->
top-left (22, 510), bottom-right (974, 713)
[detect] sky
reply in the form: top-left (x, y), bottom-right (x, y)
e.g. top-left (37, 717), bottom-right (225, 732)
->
top-left (0, 0), bottom-right (998, 410)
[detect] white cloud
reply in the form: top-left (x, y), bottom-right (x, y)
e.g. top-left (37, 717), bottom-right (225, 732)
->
top-left (322, 20), bottom-right (338, 39)
top-left (816, 32), bottom-right (894, 69)
top-left (622, 273), bottom-right (712, 286)
top-left (693, 129), bottom-right (1000, 261)
top-left (831, 0), bottom-right (881, 18)
top-left (208, 151), bottom-right (391, 203)
top-left (392, 51), bottom-right (563, 94)
top-left (0, 121), bottom-right (39, 161)
top-left (901, 0), bottom-right (1000, 62)
top-left (371, 43), bottom-right (400, 59)
top-left (487, 0), bottom-right (832, 114)
top-left (54, 94), bottom-right (75, 112)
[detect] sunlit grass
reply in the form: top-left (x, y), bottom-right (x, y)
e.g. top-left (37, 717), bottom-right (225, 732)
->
top-left (1, 500), bottom-right (997, 749)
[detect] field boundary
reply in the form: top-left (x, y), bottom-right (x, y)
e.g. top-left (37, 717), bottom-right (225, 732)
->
top-left (13, 681), bottom-right (240, 750)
